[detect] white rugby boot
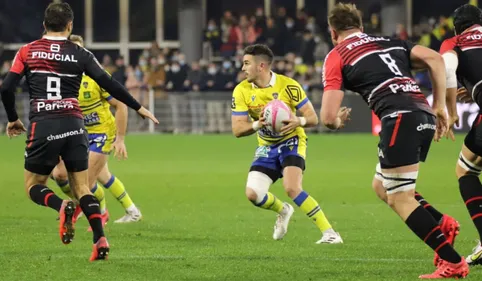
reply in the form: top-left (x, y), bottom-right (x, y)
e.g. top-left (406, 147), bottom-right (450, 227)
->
top-left (316, 229), bottom-right (343, 244)
top-left (114, 208), bottom-right (143, 223)
top-left (273, 203), bottom-right (294, 240)
top-left (466, 240), bottom-right (482, 266)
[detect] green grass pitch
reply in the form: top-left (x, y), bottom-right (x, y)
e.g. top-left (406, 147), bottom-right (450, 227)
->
top-left (0, 134), bottom-right (481, 280)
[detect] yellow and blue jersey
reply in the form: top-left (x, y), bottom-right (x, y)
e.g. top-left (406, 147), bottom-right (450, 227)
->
top-left (79, 74), bottom-right (116, 154)
top-left (231, 72), bottom-right (309, 147)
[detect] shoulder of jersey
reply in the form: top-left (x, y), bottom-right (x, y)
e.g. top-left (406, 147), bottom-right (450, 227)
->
top-left (235, 79), bottom-right (251, 90)
top-left (276, 73), bottom-right (297, 86)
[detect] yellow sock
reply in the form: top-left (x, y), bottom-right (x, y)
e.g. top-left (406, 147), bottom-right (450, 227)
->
top-left (91, 183), bottom-right (107, 213)
top-left (293, 191), bottom-right (332, 232)
top-left (255, 192), bottom-right (284, 213)
top-left (56, 179), bottom-right (74, 199)
top-left (103, 175), bottom-right (135, 211)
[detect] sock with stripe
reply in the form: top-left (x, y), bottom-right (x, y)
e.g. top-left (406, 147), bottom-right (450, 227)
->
top-left (29, 184), bottom-right (63, 212)
top-left (293, 191), bottom-right (333, 232)
top-left (56, 179), bottom-right (75, 199)
top-left (254, 192), bottom-right (284, 213)
top-left (405, 205), bottom-right (461, 263)
top-left (102, 175), bottom-right (136, 212)
top-left (79, 195), bottom-right (104, 243)
top-left (414, 192), bottom-right (443, 223)
top-left (459, 175), bottom-right (482, 241)
top-left (91, 183), bottom-right (107, 214)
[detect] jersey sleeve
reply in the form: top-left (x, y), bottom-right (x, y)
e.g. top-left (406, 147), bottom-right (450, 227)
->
top-left (440, 37), bottom-right (457, 54)
top-left (402, 40), bottom-right (416, 53)
top-left (322, 49), bottom-right (344, 91)
top-left (231, 85), bottom-right (248, 116)
top-left (10, 45), bottom-right (28, 75)
top-left (286, 80), bottom-right (309, 110)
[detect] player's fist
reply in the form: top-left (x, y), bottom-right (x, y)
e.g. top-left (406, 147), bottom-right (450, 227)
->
top-left (137, 107), bottom-right (159, 124)
top-left (6, 119), bottom-right (27, 139)
top-left (337, 107), bottom-right (352, 129)
top-left (446, 113), bottom-right (459, 141)
top-left (457, 87), bottom-right (473, 103)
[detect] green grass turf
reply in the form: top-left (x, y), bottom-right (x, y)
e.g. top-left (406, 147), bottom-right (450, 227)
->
top-left (0, 134), bottom-right (481, 281)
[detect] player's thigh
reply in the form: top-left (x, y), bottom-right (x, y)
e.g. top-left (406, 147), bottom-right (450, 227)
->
top-left (60, 118), bottom-right (89, 174)
top-left (97, 162), bottom-right (113, 185)
top-left (279, 136), bottom-right (306, 195)
top-left (372, 163), bottom-right (387, 203)
top-left (458, 117), bottom-right (482, 178)
top-left (378, 111), bottom-right (435, 170)
top-left (249, 144), bottom-right (282, 184)
top-left (24, 120), bottom-right (63, 177)
top-left (52, 159), bottom-right (68, 182)
top-left (88, 151), bottom-right (109, 188)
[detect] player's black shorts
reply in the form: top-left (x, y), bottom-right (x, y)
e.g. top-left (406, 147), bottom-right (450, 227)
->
top-left (464, 113), bottom-right (482, 156)
top-left (24, 117), bottom-right (89, 175)
top-left (378, 111), bottom-right (435, 169)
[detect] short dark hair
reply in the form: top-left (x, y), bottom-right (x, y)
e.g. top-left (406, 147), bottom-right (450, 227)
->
top-left (328, 3), bottom-right (362, 32)
top-left (44, 2), bottom-right (74, 32)
top-left (243, 44), bottom-right (274, 65)
top-left (69, 34), bottom-right (84, 46)
top-left (454, 4), bottom-right (482, 34)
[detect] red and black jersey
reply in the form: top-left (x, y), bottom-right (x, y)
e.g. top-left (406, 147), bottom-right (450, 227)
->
top-left (10, 36), bottom-right (108, 122)
top-left (323, 32), bottom-right (431, 118)
top-left (440, 25), bottom-right (482, 106)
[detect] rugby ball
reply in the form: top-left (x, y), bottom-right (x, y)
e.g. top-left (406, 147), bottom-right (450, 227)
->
top-left (263, 100), bottom-right (292, 133)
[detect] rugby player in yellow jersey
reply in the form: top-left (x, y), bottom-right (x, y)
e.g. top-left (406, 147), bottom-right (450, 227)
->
top-left (51, 35), bottom-right (142, 226)
top-left (232, 44), bottom-right (343, 243)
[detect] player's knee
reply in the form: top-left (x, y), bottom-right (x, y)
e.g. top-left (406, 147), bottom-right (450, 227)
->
top-left (382, 171), bottom-right (418, 205)
top-left (283, 184), bottom-right (302, 199)
top-left (52, 167), bottom-right (68, 183)
top-left (457, 153), bottom-right (481, 179)
top-left (246, 171), bottom-right (272, 204)
top-left (372, 164), bottom-right (387, 203)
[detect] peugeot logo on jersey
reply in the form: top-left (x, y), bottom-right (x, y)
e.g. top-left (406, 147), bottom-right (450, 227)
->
top-left (83, 81), bottom-right (89, 88)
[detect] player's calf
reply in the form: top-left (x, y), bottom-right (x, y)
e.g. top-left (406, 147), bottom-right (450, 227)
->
top-left (457, 150), bottom-right (482, 242)
top-left (382, 167), bottom-right (463, 265)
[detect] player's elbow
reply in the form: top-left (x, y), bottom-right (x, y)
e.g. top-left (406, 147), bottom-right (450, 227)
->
top-left (321, 111), bottom-right (337, 128)
top-left (232, 126), bottom-right (242, 138)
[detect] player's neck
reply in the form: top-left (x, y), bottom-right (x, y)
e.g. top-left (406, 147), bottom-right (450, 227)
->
top-left (44, 31), bottom-right (69, 39)
top-left (254, 72), bottom-right (272, 88)
top-left (338, 29), bottom-right (363, 42)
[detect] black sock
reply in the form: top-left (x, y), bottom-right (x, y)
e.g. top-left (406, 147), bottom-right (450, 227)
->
top-left (79, 195), bottom-right (104, 243)
top-left (29, 184), bottom-right (63, 212)
top-left (414, 192), bottom-right (444, 223)
top-left (405, 205), bottom-right (461, 264)
top-left (459, 175), bottom-right (482, 241)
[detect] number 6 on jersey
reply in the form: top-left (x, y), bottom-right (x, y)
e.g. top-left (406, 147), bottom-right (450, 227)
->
top-left (47, 76), bottom-right (62, 100)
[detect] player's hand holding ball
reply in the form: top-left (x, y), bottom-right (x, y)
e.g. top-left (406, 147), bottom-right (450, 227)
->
top-left (433, 107), bottom-right (448, 142)
top-left (137, 106), bottom-right (160, 124)
top-left (263, 100), bottom-right (294, 134)
top-left (6, 119), bottom-right (26, 139)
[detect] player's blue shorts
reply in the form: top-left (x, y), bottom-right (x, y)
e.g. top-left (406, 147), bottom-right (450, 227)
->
top-left (88, 133), bottom-right (115, 155)
top-left (250, 136), bottom-right (306, 182)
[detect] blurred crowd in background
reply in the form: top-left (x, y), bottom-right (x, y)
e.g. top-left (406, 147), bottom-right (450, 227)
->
top-left (0, 5), bottom-right (457, 134)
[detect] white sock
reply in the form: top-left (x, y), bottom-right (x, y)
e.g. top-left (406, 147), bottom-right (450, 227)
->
top-left (126, 204), bottom-right (138, 214)
top-left (323, 228), bottom-right (336, 236)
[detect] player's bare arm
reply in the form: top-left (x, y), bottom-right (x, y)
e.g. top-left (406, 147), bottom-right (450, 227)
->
top-left (442, 49), bottom-right (460, 140)
top-left (0, 69), bottom-right (27, 138)
top-left (280, 101), bottom-right (318, 135)
top-left (108, 97), bottom-right (128, 160)
top-left (410, 45), bottom-right (448, 141)
top-left (231, 114), bottom-right (266, 138)
top-left (83, 53), bottom-right (159, 124)
top-left (320, 90), bottom-right (351, 130)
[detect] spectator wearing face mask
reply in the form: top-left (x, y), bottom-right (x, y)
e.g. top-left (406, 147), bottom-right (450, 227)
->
top-left (166, 61), bottom-right (189, 134)
top-left (204, 19), bottom-right (222, 52)
top-left (112, 55), bottom-right (126, 86)
top-left (279, 17), bottom-right (297, 55)
top-left (219, 60), bottom-right (236, 91)
top-left (184, 61), bottom-right (206, 134)
top-left (203, 63), bottom-right (226, 133)
top-left (300, 31), bottom-right (316, 66)
top-left (144, 57), bottom-right (168, 132)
